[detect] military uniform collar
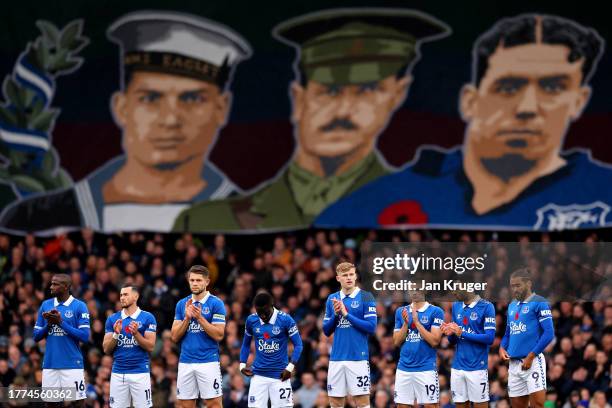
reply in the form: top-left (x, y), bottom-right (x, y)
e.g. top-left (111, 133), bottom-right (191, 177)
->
top-left (287, 154), bottom-right (377, 217)
top-left (54, 295), bottom-right (74, 307)
top-left (340, 287), bottom-right (360, 299)
top-left (259, 307), bottom-right (279, 325)
top-left (121, 307), bottom-right (142, 319)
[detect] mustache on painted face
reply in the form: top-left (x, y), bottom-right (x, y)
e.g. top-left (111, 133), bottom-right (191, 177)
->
top-left (320, 118), bottom-right (358, 132)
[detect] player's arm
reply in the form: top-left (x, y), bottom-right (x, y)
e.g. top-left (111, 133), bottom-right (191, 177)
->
top-left (499, 322), bottom-right (510, 360)
top-left (322, 297), bottom-right (338, 336)
top-left (239, 321), bottom-right (253, 376)
top-left (455, 303), bottom-right (496, 345)
top-left (130, 316), bottom-right (157, 353)
top-left (103, 317), bottom-right (122, 355)
top-left (281, 319), bottom-right (303, 381)
top-left (413, 308), bottom-right (443, 347)
top-left (523, 302), bottom-right (554, 368)
top-left (393, 307), bottom-right (409, 347)
top-left (170, 300), bottom-right (192, 343)
top-left (343, 294), bottom-right (377, 335)
top-left (103, 332), bottom-right (118, 354)
top-left (33, 306), bottom-right (49, 342)
top-left (196, 301), bottom-right (226, 342)
top-left (60, 304), bottom-right (90, 343)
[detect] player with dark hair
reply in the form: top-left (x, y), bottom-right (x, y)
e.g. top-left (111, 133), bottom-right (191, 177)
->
top-left (392, 290), bottom-right (444, 408)
top-left (317, 13), bottom-right (612, 231)
top-left (442, 288), bottom-right (496, 408)
top-left (103, 285), bottom-right (157, 408)
top-left (499, 268), bottom-right (555, 408)
top-left (171, 265), bottom-right (226, 408)
top-left (240, 291), bottom-right (303, 407)
top-left (33, 273), bottom-right (90, 407)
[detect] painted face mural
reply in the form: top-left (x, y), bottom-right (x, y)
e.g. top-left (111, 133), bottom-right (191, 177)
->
top-left (315, 14), bottom-right (612, 232)
top-left (0, 8), bottom-right (609, 234)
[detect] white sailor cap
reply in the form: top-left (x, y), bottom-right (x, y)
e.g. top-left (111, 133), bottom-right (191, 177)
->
top-left (107, 10), bottom-right (252, 87)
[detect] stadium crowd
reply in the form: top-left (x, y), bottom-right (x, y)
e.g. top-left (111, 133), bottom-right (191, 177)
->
top-left (0, 228), bottom-right (610, 408)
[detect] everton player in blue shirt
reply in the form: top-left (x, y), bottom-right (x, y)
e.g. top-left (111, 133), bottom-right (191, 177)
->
top-left (33, 273), bottom-right (90, 406)
top-left (323, 262), bottom-right (377, 408)
top-left (441, 289), bottom-right (496, 408)
top-left (393, 290), bottom-right (444, 408)
top-left (500, 268), bottom-right (554, 408)
top-left (171, 265), bottom-right (226, 408)
top-left (103, 286), bottom-right (157, 408)
top-left (240, 291), bottom-right (303, 408)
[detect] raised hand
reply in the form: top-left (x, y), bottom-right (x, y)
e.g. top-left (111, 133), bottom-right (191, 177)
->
top-left (127, 321), bottom-right (139, 335)
top-left (411, 305), bottom-right (418, 325)
top-left (47, 309), bottom-right (62, 325)
top-left (113, 319), bottom-right (123, 334)
top-left (401, 307), bottom-right (409, 323)
top-left (185, 299), bottom-right (194, 320)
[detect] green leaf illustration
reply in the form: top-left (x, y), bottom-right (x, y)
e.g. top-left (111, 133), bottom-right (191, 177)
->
top-left (36, 20), bottom-right (60, 47)
top-left (11, 174), bottom-right (46, 193)
top-left (30, 108), bottom-right (59, 132)
top-left (0, 105), bottom-right (17, 126)
top-left (59, 20), bottom-right (82, 49)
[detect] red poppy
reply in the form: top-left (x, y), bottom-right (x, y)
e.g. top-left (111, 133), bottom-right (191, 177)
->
top-left (515, 312), bottom-right (519, 320)
top-left (410, 322), bottom-right (416, 329)
top-left (263, 332), bottom-right (270, 340)
top-left (377, 201), bottom-right (428, 226)
top-left (463, 317), bottom-right (468, 325)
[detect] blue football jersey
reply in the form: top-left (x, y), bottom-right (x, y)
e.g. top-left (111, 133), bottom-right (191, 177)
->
top-left (505, 294), bottom-right (553, 358)
top-left (394, 302), bottom-right (444, 372)
top-left (105, 308), bottom-right (157, 374)
top-left (245, 309), bottom-right (300, 379)
top-left (324, 288), bottom-right (377, 361)
top-left (451, 298), bottom-right (496, 371)
top-left (174, 293), bottom-right (226, 363)
top-left (316, 149), bottom-right (612, 231)
top-left (34, 296), bottom-right (90, 369)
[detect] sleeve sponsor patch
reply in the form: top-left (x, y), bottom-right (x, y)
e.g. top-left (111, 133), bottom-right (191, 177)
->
top-left (213, 313), bottom-right (226, 321)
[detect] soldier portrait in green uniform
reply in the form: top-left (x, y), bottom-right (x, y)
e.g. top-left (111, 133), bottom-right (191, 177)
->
top-left (173, 8), bottom-right (450, 231)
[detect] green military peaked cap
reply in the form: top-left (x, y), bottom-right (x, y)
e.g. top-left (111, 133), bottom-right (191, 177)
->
top-left (273, 8), bottom-right (450, 85)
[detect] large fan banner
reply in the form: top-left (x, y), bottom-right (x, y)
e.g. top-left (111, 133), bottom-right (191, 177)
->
top-left (0, 2), bottom-right (611, 233)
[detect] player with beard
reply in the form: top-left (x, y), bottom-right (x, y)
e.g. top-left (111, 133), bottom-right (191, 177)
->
top-left (240, 291), bottom-right (303, 407)
top-left (171, 265), bottom-right (226, 408)
top-left (392, 290), bottom-right (444, 408)
top-left (441, 288), bottom-right (496, 408)
top-left (33, 273), bottom-right (90, 407)
top-left (500, 268), bottom-right (554, 408)
top-left (103, 285), bottom-right (157, 408)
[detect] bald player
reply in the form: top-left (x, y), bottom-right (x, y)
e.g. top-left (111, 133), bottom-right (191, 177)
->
top-left (33, 273), bottom-right (90, 407)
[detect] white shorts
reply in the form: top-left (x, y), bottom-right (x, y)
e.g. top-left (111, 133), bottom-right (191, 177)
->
top-left (451, 369), bottom-right (489, 403)
top-left (508, 354), bottom-right (547, 397)
top-left (41, 369), bottom-right (86, 402)
top-left (327, 360), bottom-right (370, 397)
top-left (248, 375), bottom-right (293, 407)
top-left (177, 362), bottom-right (223, 400)
top-left (394, 369), bottom-right (439, 405)
top-left (110, 372), bottom-right (152, 408)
